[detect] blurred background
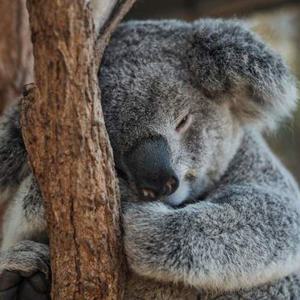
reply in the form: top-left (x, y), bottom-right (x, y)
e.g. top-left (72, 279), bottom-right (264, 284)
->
top-left (126, 0), bottom-right (300, 182)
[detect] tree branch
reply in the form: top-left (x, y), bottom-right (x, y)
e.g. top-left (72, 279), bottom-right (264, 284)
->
top-left (95, 0), bottom-right (137, 65)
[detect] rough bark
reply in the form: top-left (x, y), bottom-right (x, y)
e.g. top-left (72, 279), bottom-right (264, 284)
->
top-left (21, 0), bottom-right (135, 299)
top-left (0, 0), bottom-right (33, 114)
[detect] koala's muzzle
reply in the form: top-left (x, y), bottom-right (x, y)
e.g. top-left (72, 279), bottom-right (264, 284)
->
top-left (124, 136), bottom-right (179, 200)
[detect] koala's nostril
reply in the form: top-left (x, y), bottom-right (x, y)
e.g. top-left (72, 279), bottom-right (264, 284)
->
top-left (162, 176), bottom-right (179, 195)
top-left (139, 176), bottom-right (178, 200)
top-left (139, 176), bottom-right (179, 200)
top-left (141, 188), bottom-right (157, 200)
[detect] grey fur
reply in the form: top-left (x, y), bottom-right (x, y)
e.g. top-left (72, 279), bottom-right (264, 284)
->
top-left (0, 106), bottom-right (29, 204)
top-left (1, 18), bottom-right (300, 299)
top-left (0, 241), bottom-right (49, 276)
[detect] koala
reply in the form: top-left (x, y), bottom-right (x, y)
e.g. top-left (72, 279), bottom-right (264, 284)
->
top-left (1, 18), bottom-right (300, 300)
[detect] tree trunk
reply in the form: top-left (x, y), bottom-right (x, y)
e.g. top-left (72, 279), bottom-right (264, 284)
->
top-left (21, 1), bottom-right (135, 299)
top-left (0, 0), bottom-right (33, 114)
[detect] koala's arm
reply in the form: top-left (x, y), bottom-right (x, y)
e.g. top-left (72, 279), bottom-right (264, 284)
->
top-left (0, 105), bottom-right (47, 249)
top-left (0, 106), bottom-right (29, 204)
top-left (0, 143), bottom-right (49, 299)
top-left (1, 174), bottom-right (47, 251)
top-left (123, 183), bottom-right (300, 291)
top-left (0, 106), bottom-right (51, 299)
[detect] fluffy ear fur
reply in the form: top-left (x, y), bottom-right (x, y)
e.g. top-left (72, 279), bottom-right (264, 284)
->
top-left (189, 19), bottom-right (298, 130)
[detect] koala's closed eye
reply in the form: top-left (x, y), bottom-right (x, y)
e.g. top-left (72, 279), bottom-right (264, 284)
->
top-left (175, 113), bottom-right (193, 134)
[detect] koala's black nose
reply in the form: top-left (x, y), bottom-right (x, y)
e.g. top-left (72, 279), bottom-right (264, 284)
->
top-left (124, 136), bottom-right (179, 200)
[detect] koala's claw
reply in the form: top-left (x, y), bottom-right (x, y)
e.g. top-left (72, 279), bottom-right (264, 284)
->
top-left (0, 241), bottom-right (51, 300)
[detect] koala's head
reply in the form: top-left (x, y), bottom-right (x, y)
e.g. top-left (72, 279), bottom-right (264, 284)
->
top-left (100, 19), bottom-right (297, 206)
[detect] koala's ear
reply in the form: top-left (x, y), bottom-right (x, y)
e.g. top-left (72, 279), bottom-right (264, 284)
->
top-left (188, 19), bottom-right (298, 130)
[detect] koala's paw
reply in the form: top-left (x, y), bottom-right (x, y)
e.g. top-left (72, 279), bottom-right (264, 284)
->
top-left (0, 241), bottom-right (50, 300)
